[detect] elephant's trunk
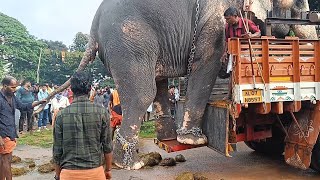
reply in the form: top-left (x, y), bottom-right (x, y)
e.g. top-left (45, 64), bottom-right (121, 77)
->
top-left (34, 37), bottom-right (98, 114)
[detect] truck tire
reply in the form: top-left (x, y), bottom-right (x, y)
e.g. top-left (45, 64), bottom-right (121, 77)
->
top-left (244, 126), bottom-right (285, 155)
top-left (310, 139), bottom-right (320, 172)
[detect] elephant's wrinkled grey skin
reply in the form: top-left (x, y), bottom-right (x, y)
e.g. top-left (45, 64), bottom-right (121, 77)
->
top-left (271, 0), bottom-right (318, 39)
top-left (37, 0), bottom-right (316, 170)
top-left (89, 0), bottom-right (270, 169)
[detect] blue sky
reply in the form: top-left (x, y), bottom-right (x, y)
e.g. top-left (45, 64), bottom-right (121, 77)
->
top-left (0, 0), bottom-right (103, 46)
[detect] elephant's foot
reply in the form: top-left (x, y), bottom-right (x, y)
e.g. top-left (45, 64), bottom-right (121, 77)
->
top-left (113, 129), bottom-right (145, 170)
top-left (176, 127), bottom-right (207, 145)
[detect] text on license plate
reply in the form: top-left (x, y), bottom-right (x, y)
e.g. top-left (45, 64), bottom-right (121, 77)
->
top-left (242, 89), bottom-right (263, 103)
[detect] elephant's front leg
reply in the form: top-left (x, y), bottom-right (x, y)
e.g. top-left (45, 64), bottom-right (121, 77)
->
top-left (177, 26), bottom-right (225, 145)
top-left (154, 79), bottom-right (177, 140)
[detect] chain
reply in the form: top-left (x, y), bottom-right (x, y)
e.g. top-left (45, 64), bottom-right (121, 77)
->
top-left (184, 0), bottom-right (200, 93)
top-left (230, 56), bottom-right (237, 130)
top-left (154, 114), bottom-right (172, 119)
top-left (176, 127), bottom-right (203, 137)
top-left (115, 129), bottom-right (139, 168)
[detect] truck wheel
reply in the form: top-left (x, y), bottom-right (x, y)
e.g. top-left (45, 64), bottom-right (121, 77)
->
top-left (244, 126), bottom-right (285, 155)
top-left (310, 139), bottom-right (320, 172)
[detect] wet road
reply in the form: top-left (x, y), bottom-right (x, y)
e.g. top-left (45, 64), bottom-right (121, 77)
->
top-left (13, 139), bottom-right (320, 180)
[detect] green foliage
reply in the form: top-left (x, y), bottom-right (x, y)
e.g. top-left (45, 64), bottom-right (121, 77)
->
top-left (70, 32), bottom-right (89, 52)
top-left (18, 120), bottom-right (155, 148)
top-left (0, 12), bottom-right (45, 82)
top-left (309, 0), bottom-right (320, 10)
top-left (99, 77), bottom-right (115, 88)
top-left (40, 40), bottom-right (67, 51)
top-left (140, 120), bottom-right (156, 138)
top-left (0, 12), bottom-right (110, 86)
top-left (0, 60), bottom-right (5, 79)
top-left (18, 129), bottom-right (53, 148)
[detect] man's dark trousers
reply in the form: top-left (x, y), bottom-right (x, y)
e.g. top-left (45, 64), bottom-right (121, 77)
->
top-left (19, 110), bottom-right (33, 132)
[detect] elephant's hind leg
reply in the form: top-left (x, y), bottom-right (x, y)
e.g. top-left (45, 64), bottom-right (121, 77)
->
top-left (106, 20), bottom-right (158, 169)
top-left (154, 79), bottom-right (177, 141)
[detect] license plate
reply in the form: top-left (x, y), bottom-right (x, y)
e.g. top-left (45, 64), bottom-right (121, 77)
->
top-left (242, 89), bottom-right (263, 103)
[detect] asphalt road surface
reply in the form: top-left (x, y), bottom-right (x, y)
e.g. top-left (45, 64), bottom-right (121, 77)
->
top-left (13, 139), bottom-right (320, 180)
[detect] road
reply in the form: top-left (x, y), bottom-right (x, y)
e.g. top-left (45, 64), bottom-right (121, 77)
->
top-left (13, 139), bottom-right (320, 180)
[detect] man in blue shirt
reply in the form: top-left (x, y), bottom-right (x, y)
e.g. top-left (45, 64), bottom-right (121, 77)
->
top-left (0, 76), bottom-right (46, 180)
top-left (15, 80), bottom-right (34, 134)
top-left (37, 84), bottom-right (50, 131)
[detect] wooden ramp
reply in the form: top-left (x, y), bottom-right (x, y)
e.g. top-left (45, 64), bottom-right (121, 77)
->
top-left (153, 139), bottom-right (206, 153)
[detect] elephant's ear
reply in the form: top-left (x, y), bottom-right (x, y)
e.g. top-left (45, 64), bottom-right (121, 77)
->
top-left (243, 0), bottom-right (272, 20)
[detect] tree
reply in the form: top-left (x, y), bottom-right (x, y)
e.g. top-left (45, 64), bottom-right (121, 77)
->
top-left (0, 12), bottom-right (45, 82)
top-left (309, 0), bottom-right (320, 10)
top-left (70, 32), bottom-right (89, 52)
top-left (40, 40), bottom-right (67, 51)
top-left (69, 32), bottom-right (109, 84)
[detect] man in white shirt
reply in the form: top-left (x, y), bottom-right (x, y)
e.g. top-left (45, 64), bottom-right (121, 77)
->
top-left (51, 93), bottom-right (70, 126)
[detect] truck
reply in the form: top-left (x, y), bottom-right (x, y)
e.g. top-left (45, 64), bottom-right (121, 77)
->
top-left (154, 10), bottom-right (320, 172)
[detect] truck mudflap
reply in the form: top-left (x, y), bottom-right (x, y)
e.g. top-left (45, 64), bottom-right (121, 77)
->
top-left (285, 102), bottom-right (320, 170)
top-left (203, 100), bottom-right (232, 157)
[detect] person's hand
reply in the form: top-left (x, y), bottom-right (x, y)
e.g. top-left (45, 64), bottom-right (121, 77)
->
top-left (0, 138), bottom-right (5, 150)
top-left (241, 32), bottom-right (252, 39)
top-left (32, 100), bottom-right (47, 108)
top-left (105, 170), bottom-right (111, 179)
top-left (221, 51), bottom-right (228, 63)
top-left (39, 99), bottom-right (47, 104)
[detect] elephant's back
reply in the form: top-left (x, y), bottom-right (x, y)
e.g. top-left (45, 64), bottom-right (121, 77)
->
top-left (94, 0), bottom-right (196, 76)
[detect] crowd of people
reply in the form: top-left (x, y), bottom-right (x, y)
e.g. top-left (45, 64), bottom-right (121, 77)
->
top-left (14, 81), bottom-right (74, 133)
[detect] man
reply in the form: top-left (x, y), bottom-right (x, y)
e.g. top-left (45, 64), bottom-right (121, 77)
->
top-left (108, 86), bottom-right (122, 138)
top-left (168, 85), bottom-right (176, 117)
top-left (103, 87), bottom-right (111, 109)
top-left (46, 83), bottom-right (53, 125)
top-left (15, 80), bottom-right (34, 134)
top-left (0, 76), bottom-right (46, 180)
top-left (51, 92), bottom-right (70, 126)
top-left (224, 7), bottom-right (261, 44)
top-left (222, 7), bottom-right (261, 99)
top-left (223, 6), bottom-right (261, 67)
top-left (53, 72), bottom-right (112, 180)
top-left (94, 89), bottom-right (105, 107)
top-left (37, 84), bottom-right (50, 131)
top-left (62, 86), bottom-right (74, 104)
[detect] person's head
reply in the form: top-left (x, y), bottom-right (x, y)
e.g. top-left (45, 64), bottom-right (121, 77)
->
top-left (41, 84), bottom-right (48, 92)
top-left (45, 83), bottom-right (51, 89)
top-left (1, 76), bottom-right (18, 97)
top-left (224, 7), bottom-right (240, 25)
top-left (21, 80), bottom-right (31, 89)
top-left (169, 85), bottom-right (175, 93)
top-left (70, 71), bottom-right (92, 96)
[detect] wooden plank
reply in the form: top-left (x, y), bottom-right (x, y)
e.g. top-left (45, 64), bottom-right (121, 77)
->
top-left (299, 51), bottom-right (315, 55)
top-left (269, 51), bottom-right (293, 55)
top-left (269, 45), bottom-right (293, 49)
top-left (203, 103), bottom-right (230, 156)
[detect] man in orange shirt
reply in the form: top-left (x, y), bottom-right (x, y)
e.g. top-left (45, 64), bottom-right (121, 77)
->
top-left (108, 88), bottom-right (122, 138)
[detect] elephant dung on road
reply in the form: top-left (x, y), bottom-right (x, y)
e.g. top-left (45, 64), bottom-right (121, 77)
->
top-left (46, 0), bottom-right (317, 170)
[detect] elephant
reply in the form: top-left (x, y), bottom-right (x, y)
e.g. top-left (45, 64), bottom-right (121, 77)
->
top-left (42, 0), bottom-right (317, 170)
